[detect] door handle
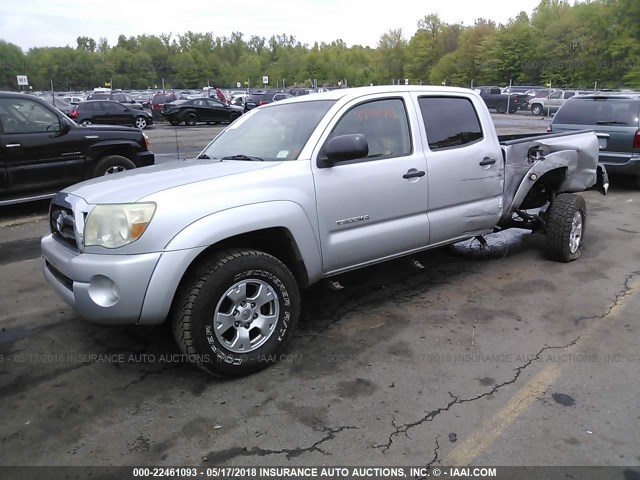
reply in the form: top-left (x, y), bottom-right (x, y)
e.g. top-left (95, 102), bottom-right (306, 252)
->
top-left (479, 157), bottom-right (496, 166)
top-left (403, 169), bottom-right (426, 179)
top-left (5, 144), bottom-right (21, 148)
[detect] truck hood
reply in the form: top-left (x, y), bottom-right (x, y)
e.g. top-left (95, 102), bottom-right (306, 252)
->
top-left (64, 159), bottom-right (280, 204)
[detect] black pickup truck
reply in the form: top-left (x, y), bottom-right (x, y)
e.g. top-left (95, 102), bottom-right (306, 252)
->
top-left (0, 92), bottom-right (154, 206)
top-left (476, 86), bottom-right (529, 113)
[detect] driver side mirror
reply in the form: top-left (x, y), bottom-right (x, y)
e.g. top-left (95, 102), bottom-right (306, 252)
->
top-left (317, 134), bottom-right (369, 168)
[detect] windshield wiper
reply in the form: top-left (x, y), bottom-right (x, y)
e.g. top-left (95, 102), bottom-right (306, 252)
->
top-left (196, 153), bottom-right (211, 159)
top-left (596, 120), bottom-right (629, 125)
top-left (221, 154), bottom-right (264, 161)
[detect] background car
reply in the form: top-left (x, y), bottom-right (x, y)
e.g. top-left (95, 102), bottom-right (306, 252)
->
top-left (86, 92), bottom-right (144, 110)
top-left (161, 97), bottom-right (243, 126)
top-left (243, 91), bottom-right (293, 112)
top-left (69, 100), bottom-right (153, 129)
top-left (40, 96), bottom-right (74, 116)
top-left (549, 93), bottom-right (640, 187)
top-left (151, 92), bottom-right (178, 121)
top-left (529, 89), bottom-right (592, 116)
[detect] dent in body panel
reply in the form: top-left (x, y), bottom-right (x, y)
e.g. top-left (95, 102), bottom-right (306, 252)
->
top-left (502, 132), bottom-right (599, 219)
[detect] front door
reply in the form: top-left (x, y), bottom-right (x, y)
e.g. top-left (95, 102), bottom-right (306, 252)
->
top-left (0, 97), bottom-right (85, 194)
top-left (312, 95), bottom-right (430, 274)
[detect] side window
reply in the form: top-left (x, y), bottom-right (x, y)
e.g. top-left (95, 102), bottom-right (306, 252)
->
top-left (330, 98), bottom-right (412, 159)
top-left (0, 98), bottom-right (59, 134)
top-left (418, 96), bottom-right (483, 150)
top-left (549, 91), bottom-right (562, 99)
top-left (565, 91), bottom-right (576, 99)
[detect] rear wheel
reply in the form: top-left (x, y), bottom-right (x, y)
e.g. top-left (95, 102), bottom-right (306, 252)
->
top-left (93, 155), bottom-right (136, 176)
top-left (170, 249), bottom-right (300, 377)
top-left (185, 113), bottom-right (197, 126)
top-left (496, 102), bottom-right (507, 114)
top-left (531, 104), bottom-right (543, 116)
top-left (545, 193), bottom-right (586, 262)
top-left (80, 119), bottom-right (92, 126)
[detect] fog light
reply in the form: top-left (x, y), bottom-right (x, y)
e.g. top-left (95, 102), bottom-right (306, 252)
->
top-left (88, 275), bottom-right (120, 307)
top-left (530, 173), bottom-right (538, 181)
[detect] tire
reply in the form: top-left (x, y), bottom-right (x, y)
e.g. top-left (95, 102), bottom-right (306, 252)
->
top-left (134, 116), bottom-right (148, 130)
top-left (169, 119), bottom-right (180, 126)
top-left (185, 113), bottom-right (197, 126)
top-left (170, 249), bottom-right (301, 377)
top-left (80, 119), bottom-right (92, 126)
top-left (531, 104), bottom-right (543, 116)
top-left (229, 112), bottom-right (240, 123)
top-left (93, 155), bottom-right (136, 176)
top-left (495, 102), bottom-right (507, 114)
top-left (509, 107), bottom-right (519, 114)
top-left (545, 193), bottom-right (586, 262)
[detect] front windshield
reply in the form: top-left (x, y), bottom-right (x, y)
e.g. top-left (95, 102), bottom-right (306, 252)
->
top-left (199, 100), bottom-right (336, 161)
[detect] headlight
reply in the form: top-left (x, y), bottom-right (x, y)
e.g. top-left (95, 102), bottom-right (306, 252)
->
top-left (84, 203), bottom-right (156, 249)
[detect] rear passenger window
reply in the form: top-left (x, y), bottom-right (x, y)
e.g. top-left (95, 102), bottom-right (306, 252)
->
top-left (419, 97), bottom-right (483, 150)
top-left (554, 99), bottom-right (640, 126)
top-left (330, 98), bottom-right (411, 159)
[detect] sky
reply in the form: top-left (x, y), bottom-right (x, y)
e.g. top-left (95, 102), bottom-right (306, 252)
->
top-left (2, 0), bottom-right (545, 52)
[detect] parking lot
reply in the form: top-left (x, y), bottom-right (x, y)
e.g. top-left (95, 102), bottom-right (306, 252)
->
top-left (1, 114), bottom-right (639, 469)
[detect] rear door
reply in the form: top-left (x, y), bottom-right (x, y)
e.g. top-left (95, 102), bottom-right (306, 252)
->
top-left (415, 94), bottom-right (504, 245)
top-left (0, 97), bottom-right (85, 195)
top-left (312, 94), bottom-right (430, 274)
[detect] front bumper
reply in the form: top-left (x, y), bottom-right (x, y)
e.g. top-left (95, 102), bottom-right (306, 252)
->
top-left (41, 234), bottom-right (161, 324)
top-left (135, 150), bottom-right (155, 168)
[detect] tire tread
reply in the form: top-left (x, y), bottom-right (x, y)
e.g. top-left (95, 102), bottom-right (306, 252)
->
top-left (170, 249), bottom-right (298, 377)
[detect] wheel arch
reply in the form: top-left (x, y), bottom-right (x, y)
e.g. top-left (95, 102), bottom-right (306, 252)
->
top-left (138, 202), bottom-right (322, 325)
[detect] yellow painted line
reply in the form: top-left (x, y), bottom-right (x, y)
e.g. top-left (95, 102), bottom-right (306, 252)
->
top-left (445, 277), bottom-right (640, 466)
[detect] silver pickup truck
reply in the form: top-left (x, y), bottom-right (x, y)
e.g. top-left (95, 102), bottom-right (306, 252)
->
top-left (41, 86), bottom-right (608, 376)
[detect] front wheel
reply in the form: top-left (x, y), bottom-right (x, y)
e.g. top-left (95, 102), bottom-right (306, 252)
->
top-left (80, 119), bottom-right (92, 126)
top-left (170, 249), bottom-right (301, 377)
top-left (531, 104), bottom-right (543, 116)
top-left (229, 112), bottom-right (240, 123)
top-left (185, 113), bottom-right (197, 126)
top-left (495, 102), bottom-right (507, 114)
top-left (134, 116), bottom-right (148, 129)
top-left (545, 193), bottom-right (586, 262)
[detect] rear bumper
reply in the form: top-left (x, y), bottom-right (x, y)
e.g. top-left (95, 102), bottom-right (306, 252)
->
top-left (600, 155), bottom-right (640, 176)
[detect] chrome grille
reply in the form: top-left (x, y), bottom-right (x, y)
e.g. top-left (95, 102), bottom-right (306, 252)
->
top-left (50, 203), bottom-right (78, 251)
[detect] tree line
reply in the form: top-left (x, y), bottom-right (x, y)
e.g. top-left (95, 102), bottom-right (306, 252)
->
top-left (1, 0), bottom-right (639, 92)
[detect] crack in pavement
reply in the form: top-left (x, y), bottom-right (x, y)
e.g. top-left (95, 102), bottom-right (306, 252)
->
top-left (576, 271), bottom-right (640, 325)
top-left (427, 435), bottom-right (440, 469)
top-left (122, 365), bottom-right (184, 391)
top-left (204, 425), bottom-right (357, 462)
top-left (374, 270), bottom-right (640, 454)
top-left (374, 340), bottom-right (579, 453)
